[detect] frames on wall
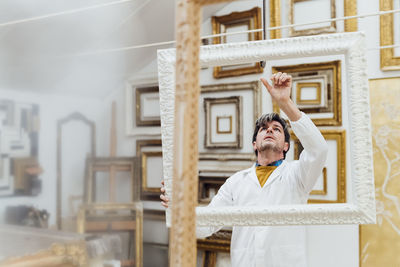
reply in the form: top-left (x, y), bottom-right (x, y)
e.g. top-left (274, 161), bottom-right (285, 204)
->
top-left (290, 130), bottom-right (346, 203)
top-left (272, 60), bottom-right (342, 126)
top-left (158, 32), bottom-right (375, 226)
top-left (199, 81), bottom-right (261, 158)
top-left (380, 0), bottom-right (400, 70)
top-left (211, 7), bottom-right (263, 78)
top-left (0, 100), bottom-right (40, 197)
top-left (204, 96), bottom-right (242, 149)
top-left (56, 112), bottom-right (96, 230)
top-left (136, 139), bottom-right (163, 201)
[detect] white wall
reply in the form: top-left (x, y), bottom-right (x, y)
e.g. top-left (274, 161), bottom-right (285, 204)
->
top-left (0, 88), bottom-right (105, 227)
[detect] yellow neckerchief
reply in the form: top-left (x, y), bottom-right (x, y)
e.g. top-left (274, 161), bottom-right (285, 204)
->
top-left (255, 166), bottom-right (277, 187)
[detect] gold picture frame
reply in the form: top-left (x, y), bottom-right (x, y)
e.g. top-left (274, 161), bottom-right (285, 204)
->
top-left (197, 230), bottom-right (231, 267)
top-left (211, 7), bottom-right (263, 78)
top-left (380, 0), bottom-right (400, 70)
top-left (136, 139), bottom-right (163, 201)
top-left (296, 82), bottom-right (322, 105)
top-left (270, 0), bottom-right (357, 39)
top-left (216, 116), bottom-right (232, 134)
top-left (291, 130), bottom-right (346, 203)
top-left (135, 86), bottom-right (161, 126)
top-left (273, 60), bottom-right (342, 126)
top-left (204, 96), bottom-right (242, 149)
top-left (289, 0), bottom-right (337, 36)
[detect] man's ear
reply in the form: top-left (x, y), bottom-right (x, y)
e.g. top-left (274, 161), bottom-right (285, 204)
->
top-left (284, 142), bottom-right (289, 152)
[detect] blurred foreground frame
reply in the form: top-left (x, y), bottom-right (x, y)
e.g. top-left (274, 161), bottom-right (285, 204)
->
top-left (159, 0), bottom-right (375, 266)
top-left (158, 31), bottom-right (376, 226)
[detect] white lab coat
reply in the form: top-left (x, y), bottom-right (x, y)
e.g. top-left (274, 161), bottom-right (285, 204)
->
top-left (197, 113), bottom-right (328, 267)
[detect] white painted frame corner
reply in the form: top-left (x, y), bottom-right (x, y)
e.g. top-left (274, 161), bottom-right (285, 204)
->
top-left (157, 32), bottom-right (376, 227)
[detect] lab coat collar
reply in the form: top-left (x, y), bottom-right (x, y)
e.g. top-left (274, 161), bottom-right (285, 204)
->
top-left (246, 161), bottom-right (288, 188)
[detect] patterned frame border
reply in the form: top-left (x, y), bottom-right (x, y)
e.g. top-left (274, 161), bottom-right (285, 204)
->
top-left (158, 32), bottom-right (375, 227)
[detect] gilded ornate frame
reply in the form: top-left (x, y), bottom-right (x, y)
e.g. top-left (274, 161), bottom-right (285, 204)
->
top-left (272, 60), bottom-right (342, 126)
top-left (380, 0), bottom-right (400, 70)
top-left (158, 32), bottom-right (375, 227)
top-left (211, 7), bottom-right (263, 78)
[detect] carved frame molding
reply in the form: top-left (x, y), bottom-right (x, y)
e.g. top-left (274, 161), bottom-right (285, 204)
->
top-left (158, 32), bottom-right (375, 227)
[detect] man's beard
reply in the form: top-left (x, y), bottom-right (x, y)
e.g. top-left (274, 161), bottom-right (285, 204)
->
top-left (258, 141), bottom-right (283, 154)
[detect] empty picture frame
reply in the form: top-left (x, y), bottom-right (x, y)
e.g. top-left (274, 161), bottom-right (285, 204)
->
top-left (204, 96), bottom-right (242, 149)
top-left (136, 86), bottom-right (161, 126)
top-left (290, 130), bottom-right (346, 203)
top-left (272, 61), bottom-right (341, 126)
top-left (289, 0), bottom-right (337, 36)
top-left (158, 32), bottom-right (375, 226)
top-left (136, 139), bottom-right (163, 200)
top-left (380, 0), bottom-right (400, 70)
top-left (211, 7), bottom-right (263, 78)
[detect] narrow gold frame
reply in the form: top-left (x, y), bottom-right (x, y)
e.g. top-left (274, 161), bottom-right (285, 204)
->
top-left (197, 230), bottom-right (231, 267)
top-left (136, 139), bottom-right (162, 200)
top-left (296, 82), bottom-right (322, 105)
top-left (212, 7), bottom-right (263, 78)
top-left (273, 60), bottom-right (342, 126)
top-left (216, 116), bottom-right (232, 134)
top-left (291, 130), bottom-right (346, 203)
top-left (135, 86), bottom-right (161, 126)
top-left (380, 0), bottom-right (400, 70)
top-left (289, 0), bottom-right (337, 36)
top-left (142, 151), bottom-right (163, 194)
top-left (204, 96), bottom-right (242, 149)
top-left (310, 167), bottom-right (328, 195)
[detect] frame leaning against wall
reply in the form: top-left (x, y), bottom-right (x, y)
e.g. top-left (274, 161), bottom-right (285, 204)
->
top-left (158, 32), bottom-right (375, 227)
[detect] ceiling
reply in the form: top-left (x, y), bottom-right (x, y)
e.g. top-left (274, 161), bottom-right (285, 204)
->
top-left (0, 0), bottom-right (228, 98)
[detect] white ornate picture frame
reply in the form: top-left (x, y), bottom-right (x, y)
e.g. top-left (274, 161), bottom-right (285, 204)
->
top-left (158, 32), bottom-right (375, 227)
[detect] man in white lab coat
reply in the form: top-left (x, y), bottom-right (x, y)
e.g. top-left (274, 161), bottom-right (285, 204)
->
top-left (161, 72), bottom-right (328, 267)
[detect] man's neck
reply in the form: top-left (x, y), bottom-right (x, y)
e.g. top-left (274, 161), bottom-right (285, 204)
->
top-left (256, 151), bottom-right (284, 166)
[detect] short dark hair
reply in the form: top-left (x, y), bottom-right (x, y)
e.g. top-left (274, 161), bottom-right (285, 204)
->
top-left (252, 113), bottom-right (290, 158)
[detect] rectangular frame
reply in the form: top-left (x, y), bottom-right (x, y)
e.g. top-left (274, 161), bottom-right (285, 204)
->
top-left (289, 0), bottom-right (337, 36)
top-left (291, 130), bottom-right (346, 203)
top-left (211, 7), bottom-right (263, 78)
top-left (296, 82), bottom-right (322, 105)
top-left (204, 96), bottom-right (242, 149)
top-left (380, 0), bottom-right (400, 70)
top-left (135, 86), bottom-right (161, 126)
top-left (136, 139), bottom-right (163, 201)
top-left (158, 32), bottom-right (375, 226)
top-left (272, 60), bottom-right (342, 126)
top-left (197, 230), bottom-right (231, 267)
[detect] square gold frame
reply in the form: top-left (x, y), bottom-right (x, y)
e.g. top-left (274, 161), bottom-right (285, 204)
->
top-left (204, 96), bottom-right (242, 149)
top-left (380, 0), bottom-right (400, 70)
top-left (273, 60), bottom-right (342, 126)
top-left (136, 139), bottom-right (163, 201)
top-left (291, 130), bottom-right (346, 203)
top-left (289, 0), bottom-right (337, 36)
top-left (296, 82), bottom-right (322, 105)
top-left (211, 7), bottom-right (263, 78)
top-left (216, 116), bottom-right (232, 134)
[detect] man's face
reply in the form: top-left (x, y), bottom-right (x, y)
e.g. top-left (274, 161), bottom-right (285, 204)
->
top-left (252, 120), bottom-right (288, 155)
